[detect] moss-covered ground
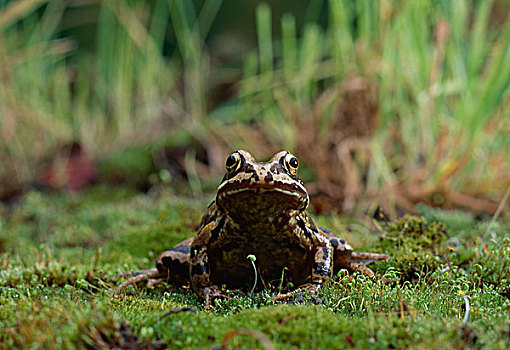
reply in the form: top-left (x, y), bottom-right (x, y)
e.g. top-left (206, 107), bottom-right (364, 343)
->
top-left (1, 187), bottom-right (509, 349)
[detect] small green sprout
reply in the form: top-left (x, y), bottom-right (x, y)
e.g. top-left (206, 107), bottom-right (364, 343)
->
top-left (247, 254), bottom-right (257, 296)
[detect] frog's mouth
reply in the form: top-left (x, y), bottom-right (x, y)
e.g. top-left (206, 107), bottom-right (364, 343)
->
top-left (216, 181), bottom-right (309, 211)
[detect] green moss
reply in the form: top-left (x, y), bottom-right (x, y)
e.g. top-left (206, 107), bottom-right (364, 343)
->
top-left (370, 214), bottom-right (510, 296)
top-left (380, 214), bottom-right (449, 249)
top-left (373, 214), bottom-right (450, 281)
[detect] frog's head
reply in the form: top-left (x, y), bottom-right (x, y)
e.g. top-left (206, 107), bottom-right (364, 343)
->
top-left (216, 150), bottom-right (309, 215)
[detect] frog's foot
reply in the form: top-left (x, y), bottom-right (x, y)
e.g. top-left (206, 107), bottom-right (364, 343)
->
top-left (348, 262), bottom-right (376, 277)
top-left (116, 268), bottom-right (157, 278)
top-left (116, 268), bottom-right (167, 293)
top-left (147, 278), bottom-right (167, 288)
top-left (347, 252), bottom-right (390, 277)
top-left (271, 283), bottom-right (321, 302)
top-left (196, 285), bottom-right (228, 309)
top-left (351, 252), bottom-right (390, 264)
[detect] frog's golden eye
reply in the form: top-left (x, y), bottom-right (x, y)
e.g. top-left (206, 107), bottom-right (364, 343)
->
top-left (284, 154), bottom-right (299, 176)
top-left (289, 157), bottom-right (299, 169)
top-left (225, 153), bottom-right (241, 173)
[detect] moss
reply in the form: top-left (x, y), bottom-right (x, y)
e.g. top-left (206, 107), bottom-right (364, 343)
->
top-left (373, 214), bottom-right (450, 281)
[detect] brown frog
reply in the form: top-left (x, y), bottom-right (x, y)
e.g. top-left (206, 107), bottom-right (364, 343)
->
top-left (117, 150), bottom-right (389, 306)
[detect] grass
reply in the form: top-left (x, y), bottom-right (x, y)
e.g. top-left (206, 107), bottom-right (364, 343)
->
top-left (1, 1), bottom-right (510, 214)
top-left (1, 187), bottom-right (509, 349)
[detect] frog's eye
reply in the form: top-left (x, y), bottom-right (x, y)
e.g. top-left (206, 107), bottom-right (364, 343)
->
top-left (284, 154), bottom-right (299, 176)
top-left (225, 152), bottom-right (242, 173)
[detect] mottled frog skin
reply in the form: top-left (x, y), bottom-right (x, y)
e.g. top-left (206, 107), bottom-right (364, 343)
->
top-left (117, 150), bottom-right (389, 305)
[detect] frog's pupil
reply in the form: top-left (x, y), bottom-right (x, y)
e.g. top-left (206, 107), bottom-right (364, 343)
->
top-left (226, 155), bottom-right (237, 168)
top-left (289, 157), bottom-right (298, 168)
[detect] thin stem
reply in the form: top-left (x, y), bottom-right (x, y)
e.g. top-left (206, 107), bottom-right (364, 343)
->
top-left (247, 255), bottom-right (257, 296)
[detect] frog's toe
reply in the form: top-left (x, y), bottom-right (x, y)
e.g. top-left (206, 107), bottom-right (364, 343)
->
top-left (297, 282), bottom-right (322, 293)
top-left (271, 291), bottom-right (294, 301)
top-left (348, 262), bottom-right (375, 277)
top-left (116, 268), bottom-right (156, 278)
top-left (201, 285), bottom-right (229, 309)
top-left (271, 283), bottom-right (321, 302)
top-left (289, 291), bottom-right (323, 305)
top-left (116, 268), bottom-right (165, 293)
top-left (350, 252), bottom-right (390, 263)
top-left (147, 278), bottom-right (166, 288)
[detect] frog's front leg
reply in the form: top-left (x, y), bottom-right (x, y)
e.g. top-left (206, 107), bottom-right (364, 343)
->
top-left (190, 220), bottom-right (226, 307)
top-left (273, 230), bottom-right (333, 301)
top-left (292, 235), bottom-right (334, 294)
top-left (309, 231), bottom-right (334, 288)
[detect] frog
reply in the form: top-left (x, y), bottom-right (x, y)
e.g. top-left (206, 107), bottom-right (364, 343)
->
top-left (117, 150), bottom-right (389, 306)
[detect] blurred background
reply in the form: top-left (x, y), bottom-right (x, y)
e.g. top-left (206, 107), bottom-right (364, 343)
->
top-left (1, 0), bottom-right (510, 216)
